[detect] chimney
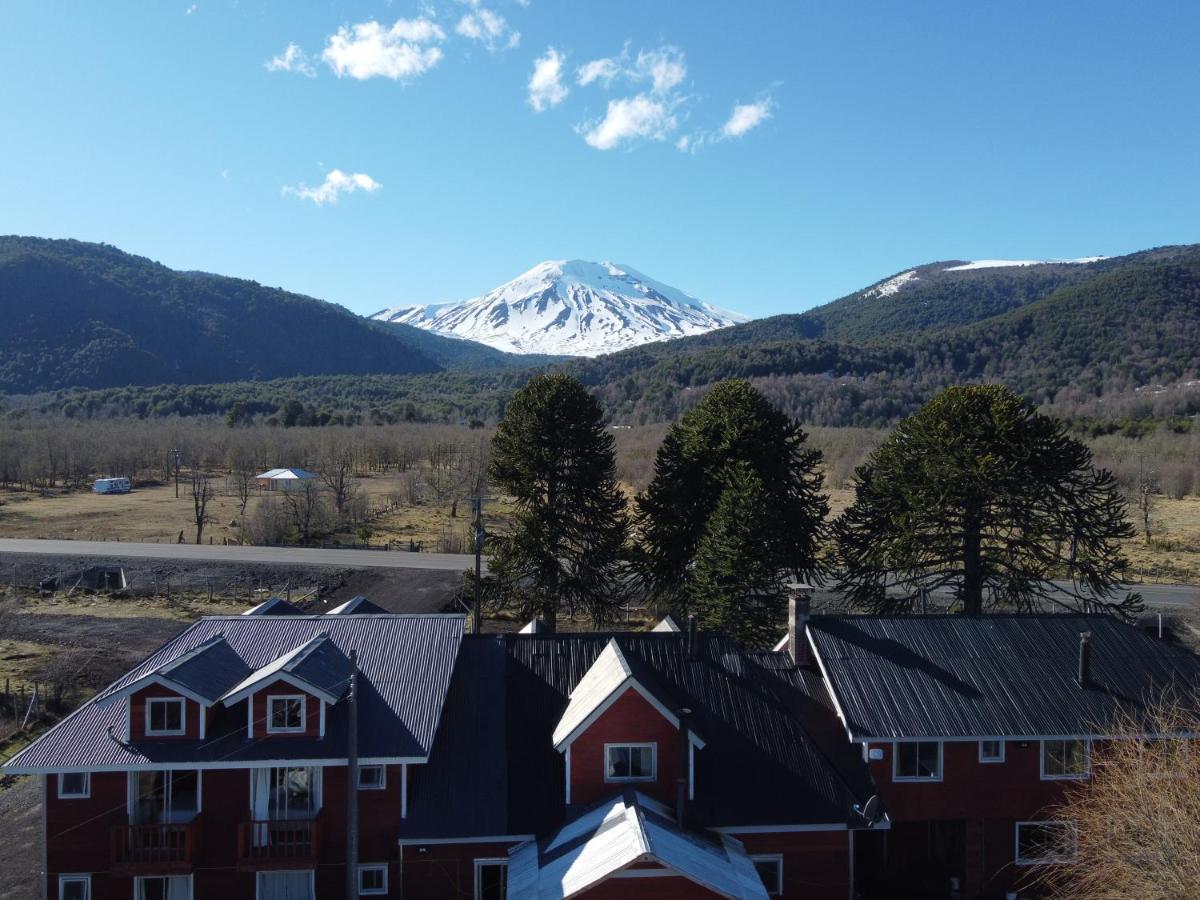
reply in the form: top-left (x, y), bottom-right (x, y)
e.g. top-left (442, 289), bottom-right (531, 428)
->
top-left (1077, 631), bottom-right (1092, 687)
top-left (686, 615), bottom-right (697, 659)
top-left (788, 592), bottom-right (811, 665)
top-left (676, 707), bottom-right (692, 828)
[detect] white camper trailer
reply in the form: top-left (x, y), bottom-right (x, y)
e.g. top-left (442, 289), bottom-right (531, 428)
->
top-left (92, 477), bottom-right (131, 495)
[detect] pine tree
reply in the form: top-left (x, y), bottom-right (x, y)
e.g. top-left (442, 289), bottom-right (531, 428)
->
top-left (832, 384), bottom-right (1140, 616)
top-left (637, 379), bottom-right (827, 628)
top-left (688, 464), bottom-right (789, 648)
top-left (488, 374), bottom-right (629, 628)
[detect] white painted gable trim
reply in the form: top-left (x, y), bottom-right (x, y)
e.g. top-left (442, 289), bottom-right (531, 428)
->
top-left (94, 674), bottom-right (212, 709)
top-left (553, 680), bottom-right (706, 752)
top-left (221, 672), bottom-right (339, 708)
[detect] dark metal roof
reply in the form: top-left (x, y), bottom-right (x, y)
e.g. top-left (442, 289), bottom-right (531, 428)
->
top-left (807, 614), bottom-right (1200, 740)
top-left (5, 615), bottom-right (465, 772)
top-left (243, 596), bottom-right (304, 616)
top-left (402, 631), bottom-right (871, 837)
top-left (326, 595), bottom-right (388, 615)
top-left (158, 635), bottom-right (252, 702)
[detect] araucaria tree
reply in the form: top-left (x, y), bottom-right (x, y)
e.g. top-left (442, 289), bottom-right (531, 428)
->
top-left (637, 380), bottom-right (828, 646)
top-left (832, 384), bottom-right (1139, 616)
top-left (488, 374), bottom-right (629, 629)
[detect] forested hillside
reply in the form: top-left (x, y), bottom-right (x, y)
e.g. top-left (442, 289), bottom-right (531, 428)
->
top-left (0, 237), bottom-right (528, 392)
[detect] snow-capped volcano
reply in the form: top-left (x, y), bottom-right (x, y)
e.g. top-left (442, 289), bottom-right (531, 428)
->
top-left (371, 260), bottom-right (748, 357)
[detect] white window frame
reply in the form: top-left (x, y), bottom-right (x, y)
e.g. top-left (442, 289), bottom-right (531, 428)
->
top-left (603, 742), bottom-right (657, 783)
top-left (145, 697), bottom-right (187, 737)
top-left (58, 875), bottom-right (91, 900)
top-left (750, 853), bottom-right (784, 896)
top-left (134, 874), bottom-right (194, 900)
top-left (892, 740), bottom-right (943, 782)
top-left (1040, 739), bottom-right (1090, 780)
top-left (58, 772), bottom-right (91, 799)
top-left (127, 770), bottom-right (204, 823)
top-left (978, 739), bottom-right (1005, 763)
top-left (266, 695), bottom-right (307, 734)
top-left (473, 858), bottom-right (509, 900)
top-left (255, 869), bottom-right (315, 900)
top-left (358, 864), bottom-right (388, 896)
top-left (1014, 820), bottom-right (1078, 865)
top-left (357, 765), bottom-right (386, 790)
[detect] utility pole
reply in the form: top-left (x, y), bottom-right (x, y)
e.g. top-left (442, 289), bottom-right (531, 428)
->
top-left (170, 448), bottom-right (182, 499)
top-left (464, 495), bottom-right (495, 634)
top-left (346, 649), bottom-right (359, 900)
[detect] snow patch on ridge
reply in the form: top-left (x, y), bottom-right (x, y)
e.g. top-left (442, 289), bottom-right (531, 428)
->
top-left (868, 270), bottom-right (918, 297)
top-left (943, 257), bottom-right (1106, 272)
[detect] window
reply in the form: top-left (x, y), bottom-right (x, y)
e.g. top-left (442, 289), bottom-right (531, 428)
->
top-left (1042, 739), bottom-right (1090, 779)
top-left (251, 767), bottom-right (321, 821)
top-left (129, 771), bottom-right (201, 824)
top-left (1015, 821), bottom-right (1078, 865)
top-left (135, 875), bottom-right (193, 900)
top-left (751, 854), bottom-right (783, 895)
top-left (474, 858), bottom-right (508, 900)
top-left (358, 864), bottom-right (388, 896)
top-left (893, 741), bottom-right (942, 780)
top-left (604, 743), bottom-right (656, 782)
top-left (357, 765), bottom-right (386, 790)
top-left (256, 870), bottom-right (315, 900)
top-left (267, 695), bottom-right (306, 733)
top-left (979, 740), bottom-right (1005, 763)
top-left (58, 875), bottom-right (91, 900)
top-left (146, 698), bottom-right (186, 736)
top-left (59, 772), bottom-right (91, 799)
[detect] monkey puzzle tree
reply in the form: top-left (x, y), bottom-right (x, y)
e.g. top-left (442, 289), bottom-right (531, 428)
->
top-left (831, 384), bottom-right (1139, 616)
top-left (637, 379), bottom-right (828, 635)
top-left (488, 374), bottom-right (629, 629)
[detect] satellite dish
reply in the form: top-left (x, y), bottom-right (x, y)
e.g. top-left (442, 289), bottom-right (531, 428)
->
top-left (856, 795), bottom-right (884, 826)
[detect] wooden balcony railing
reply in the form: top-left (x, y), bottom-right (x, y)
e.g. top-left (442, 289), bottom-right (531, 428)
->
top-left (111, 820), bottom-right (199, 873)
top-left (237, 816), bottom-right (321, 868)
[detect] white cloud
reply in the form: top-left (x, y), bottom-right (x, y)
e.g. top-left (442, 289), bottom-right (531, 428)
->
top-left (322, 19), bottom-right (446, 81)
top-left (282, 169), bottom-right (382, 206)
top-left (185, 4), bottom-right (196, 15)
top-left (722, 99), bottom-right (773, 138)
top-left (576, 45), bottom-right (686, 95)
top-left (583, 94), bottom-right (677, 150)
top-left (455, 7), bottom-right (519, 50)
top-left (265, 42), bottom-right (317, 77)
top-left (528, 47), bottom-right (568, 112)
top-left (576, 56), bottom-right (621, 87)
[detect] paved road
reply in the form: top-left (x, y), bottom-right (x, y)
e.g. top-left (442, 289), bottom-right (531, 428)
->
top-left (0, 538), bottom-right (482, 572)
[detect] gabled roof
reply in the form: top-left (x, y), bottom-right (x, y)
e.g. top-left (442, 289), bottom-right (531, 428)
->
top-left (519, 618), bottom-right (551, 634)
top-left (807, 614), bottom-right (1200, 741)
top-left (401, 632), bottom-right (871, 838)
top-left (652, 615), bottom-right (681, 633)
top-left (243, 596), bottom-right (303, 616)
top-left (551, 638), bottom-right (701, 750)
top-left (326, 596), bottom-right (387, 615)
top-left (506, 791), bottom-right (768, 899)
top-left (4, 614), bottom-right (465, 773)
top-left (255, 468), bottom-right (316, 480)
top-left (94, 635), bottom-right (251, 708)
top-left (220, 634), bottom-right (350, 706)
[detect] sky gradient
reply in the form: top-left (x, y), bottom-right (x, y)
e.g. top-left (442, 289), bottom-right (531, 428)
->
top-left (2, 1), bottom-right (1198, 319)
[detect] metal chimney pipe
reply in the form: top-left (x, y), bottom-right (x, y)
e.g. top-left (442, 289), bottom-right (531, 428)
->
top-left (676, 707), bottom-right (692, 828)
top-left (788, 592), bottom-right (811, 665)
top-left (686, 615), bottom-right (697, 659)
top-left (1077, 632), bottom-right (1092, 687)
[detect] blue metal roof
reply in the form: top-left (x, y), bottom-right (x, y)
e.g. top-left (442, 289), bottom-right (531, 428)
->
top-left (5, 614), bottom-right (465, 772)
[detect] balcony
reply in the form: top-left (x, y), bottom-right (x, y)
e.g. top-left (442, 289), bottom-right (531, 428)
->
top-left (237, 815), bottom-right (321, 869)
top-left (111, 820), bottom-right (200, 874)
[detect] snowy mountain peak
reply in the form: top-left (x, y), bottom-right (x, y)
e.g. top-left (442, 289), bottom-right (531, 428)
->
top-left (372, 260), bottom-right (748, 357)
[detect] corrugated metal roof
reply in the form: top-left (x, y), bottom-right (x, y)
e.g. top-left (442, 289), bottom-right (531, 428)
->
top-left (4, 614), bottom-right (464, 772)
top-left (507, 791), bottom-right (769, 899)
top-left (158, 635), bottom-right (252, 702)
top-left (219, 634), bottom-right (350, 705)
top-left (242, 596), bottom-right (303, 616)
top-left (652, 616), bottom-right (681, 633)
top-left (551, 639), bottom-right (635, 747)
top-left (326, 596), bottom-right (387, 615)
top-left (808, 614), bottom-right (1200, 740)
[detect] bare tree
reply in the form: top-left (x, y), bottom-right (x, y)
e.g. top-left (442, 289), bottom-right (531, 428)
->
top-left (281, 481), bottom-right (327, 544)
top-left (190, 472), bottom-right (214, 544)
top-left (1135, 455), bottom-right (1160, 544)
top-left (1039, 699), bottom-right (1200, 899)
top-left (320, 441), bottom-right (356, 520)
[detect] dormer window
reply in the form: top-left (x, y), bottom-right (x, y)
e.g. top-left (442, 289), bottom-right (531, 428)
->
top-left (146, 698), bottom-right (186, 736)
top-left (267, 695), bottom-right (306, 733)
top-left (604, 743), bottom-right (656, 782)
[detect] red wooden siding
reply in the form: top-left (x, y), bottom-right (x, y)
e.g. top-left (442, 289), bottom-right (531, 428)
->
top-left (738, 830), bottom-right (851, 899)
top-left (251, 682), bottom-right (322, 738)
top-left (129, 683), bottom-right (201, 741)
top-left (568, 687), bottom-right (682, 807)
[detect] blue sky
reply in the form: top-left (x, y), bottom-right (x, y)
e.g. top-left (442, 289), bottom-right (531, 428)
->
top-left (2, 1), bottom-right (1198, 319)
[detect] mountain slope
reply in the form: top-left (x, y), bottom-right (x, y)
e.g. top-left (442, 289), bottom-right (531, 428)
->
top-left (0, 237), bottom-right (527, 393)
top-left (372, 259), bottom-right (747, 357)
